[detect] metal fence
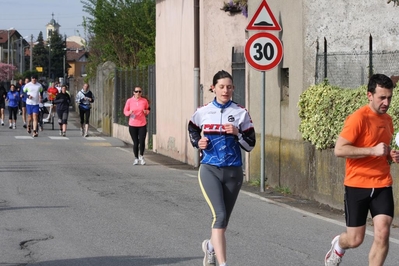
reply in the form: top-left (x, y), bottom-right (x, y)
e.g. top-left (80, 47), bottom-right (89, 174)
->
top-left (315, 37), bottom-right (399, 88)
top-left (114, 65), bottom-right (156, 148)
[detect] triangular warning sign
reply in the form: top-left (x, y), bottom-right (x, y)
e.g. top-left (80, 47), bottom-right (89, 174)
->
top-left (246, 0), bottom-right (281, 31)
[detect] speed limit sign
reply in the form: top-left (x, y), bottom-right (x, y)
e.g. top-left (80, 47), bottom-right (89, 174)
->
top-left (245, 32), bottom-right (283, 71)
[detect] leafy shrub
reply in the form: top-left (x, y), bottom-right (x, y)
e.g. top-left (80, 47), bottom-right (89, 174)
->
top-left (298, 81), bottom-right (399, 150)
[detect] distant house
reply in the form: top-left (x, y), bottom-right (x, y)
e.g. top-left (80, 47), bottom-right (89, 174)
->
top-left (1, 13), bottom-right (88, 81)
top-left (65, 37), bottom-right (88, 79)
top-left (45, 14), bottom-right (88, 79)
top-left (0, 29), bottom-right (29, 73)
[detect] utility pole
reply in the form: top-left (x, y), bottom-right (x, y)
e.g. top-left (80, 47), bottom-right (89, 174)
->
top-left (48, 41), bottom-right (51, 80)
top-left (20, 37), bottom-right (23, 73)
top-left (30, 34), bottom-right (33, 71)
top-left (7, 28), bottom-right (12, 81)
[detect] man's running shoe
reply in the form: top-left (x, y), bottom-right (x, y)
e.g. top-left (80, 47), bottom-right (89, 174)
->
top-left (202, 239), bottom-right (216, 266)
top-left (32, 130), bottom-right (38, 137)
top-left (9, 125), bottom-right (12, 129)
top-left (27, 126), bottom-right (31, 134)
top-left (133, 159), bottom-right (139, 165)
top-left (62, 132), bottom-right (66, 137)
top-left (325, 235), bottom-right (343, 266)
top-left (23, 123), bottom-right (27, 128)
top-left (59, 130), bottom-right (62, 136)
top-left (139, 156), bottom-right (146, 165)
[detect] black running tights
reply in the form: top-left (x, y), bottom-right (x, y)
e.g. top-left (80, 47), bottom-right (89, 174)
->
top-left (129, 125), bottom-right (147, 158)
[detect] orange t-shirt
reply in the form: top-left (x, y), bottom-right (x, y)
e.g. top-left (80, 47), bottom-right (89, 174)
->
top-left (47, 87), bottom-right (58, 101)
top-left (340, 105), bottom-right (393, 188)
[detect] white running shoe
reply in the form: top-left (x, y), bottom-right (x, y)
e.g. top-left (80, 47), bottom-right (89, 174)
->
top-left (202, 239), bottom-right (216, 266)
top-left (325, 235), bottom-right (343, 266)
top-left (133, 158), bottom-right (139, 165)
top-left (139, 155), bottom-right (146, 165)
top-left (59, 130), bottom-right (62, 136)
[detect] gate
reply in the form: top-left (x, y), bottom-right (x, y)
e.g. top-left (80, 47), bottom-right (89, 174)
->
top-left (232, 46), bottom-right (245, 106)
top-left (231, 46), bottom-right (246, 169)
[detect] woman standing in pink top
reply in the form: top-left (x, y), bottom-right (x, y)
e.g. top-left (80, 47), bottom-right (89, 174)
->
top-left (123, 86), bottom-right (150, 165)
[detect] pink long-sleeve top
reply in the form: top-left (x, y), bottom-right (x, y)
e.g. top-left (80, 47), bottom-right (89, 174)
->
top-left (123, 96), bottom-right (150, 127)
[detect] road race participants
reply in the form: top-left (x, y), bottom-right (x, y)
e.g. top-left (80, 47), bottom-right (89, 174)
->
top-left (54, 85), bottom-right (71, 137)
top-left (324, 74), bottom-right (399, 266)
top-left (16, 78), bottom-right (24, 115)
top-left (188, 70), bottom-right (256, 266)
top-left (76, 83), bottom-right (95, 137)
top-left (123, 86), bottom-right (150, 165)
top-left (47, 83), bottom-right (58, 102)
top-left (5, 84), bottom-right (20, 129)
top-left (23, 75), bottom-right (43, 137)
top-left (0, 85), bottom-right (6, 126)
top-left (20, 77), bottom-right (30, 128)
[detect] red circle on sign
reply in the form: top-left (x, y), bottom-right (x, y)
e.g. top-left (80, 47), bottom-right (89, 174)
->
top-left (245, 32), bottom-right (283, 71)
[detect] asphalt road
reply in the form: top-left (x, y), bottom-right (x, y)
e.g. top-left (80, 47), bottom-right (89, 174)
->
top-left (1, 110), bottom-right (399, 265)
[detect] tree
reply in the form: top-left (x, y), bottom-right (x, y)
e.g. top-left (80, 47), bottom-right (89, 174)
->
top-left (48, 32), bottom-right (67, 80)
top-left (81, 0), bottom-right (155, 77)
top-left (0, 63), bottom-right (17, 82)
top-left (32, 32), bottom-right (48, 78)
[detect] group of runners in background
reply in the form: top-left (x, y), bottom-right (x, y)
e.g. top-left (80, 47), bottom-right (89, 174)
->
top-left (0, 75), bottom-right (74, 137)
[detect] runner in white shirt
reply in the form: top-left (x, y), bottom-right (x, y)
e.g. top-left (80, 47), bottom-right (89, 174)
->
top-left (23, 75), bottom-right (43, 137)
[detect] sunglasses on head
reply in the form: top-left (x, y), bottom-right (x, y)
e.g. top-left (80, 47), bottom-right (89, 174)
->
top-left (134, 90), bottom-right (142, 93)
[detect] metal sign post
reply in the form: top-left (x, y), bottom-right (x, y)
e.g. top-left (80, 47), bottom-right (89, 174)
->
top-left (245, 0), bottom-right (283, 192)
top-left (261, 71), bottom-right (266, 192)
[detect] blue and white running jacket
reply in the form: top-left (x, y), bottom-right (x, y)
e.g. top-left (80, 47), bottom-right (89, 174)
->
top-left (188, 98), bottom-right (256, 167)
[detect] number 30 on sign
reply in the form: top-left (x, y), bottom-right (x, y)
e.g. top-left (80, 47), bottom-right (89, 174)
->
top-left (245, 32), bottom-right (283, 71)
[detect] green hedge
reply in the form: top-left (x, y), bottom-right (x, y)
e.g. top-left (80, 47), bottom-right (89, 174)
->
top-left (298, 80), bottom-right (399, 150)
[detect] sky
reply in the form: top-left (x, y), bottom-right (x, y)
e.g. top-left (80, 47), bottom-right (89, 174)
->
top-left (0, 0), bottom-right (88, 41)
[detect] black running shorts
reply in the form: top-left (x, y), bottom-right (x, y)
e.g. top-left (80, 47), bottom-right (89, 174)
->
top-left (344, 186), bottom-right (394, 227)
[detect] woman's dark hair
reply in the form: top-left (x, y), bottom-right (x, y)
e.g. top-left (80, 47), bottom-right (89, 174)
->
top-left (368, 74), bottom-right (394, 94)
top-left (212, 70), bottom-right (233, 86)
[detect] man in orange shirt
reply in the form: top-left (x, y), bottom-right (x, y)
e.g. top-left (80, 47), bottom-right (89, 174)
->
top-left (325, 74), bottom-right (399, 266)
top-left (47, 83), bottom-right (58, 101)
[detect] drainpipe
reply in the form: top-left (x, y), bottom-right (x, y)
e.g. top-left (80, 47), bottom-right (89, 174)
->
top-left (194, 0), bottom-right (200, 167)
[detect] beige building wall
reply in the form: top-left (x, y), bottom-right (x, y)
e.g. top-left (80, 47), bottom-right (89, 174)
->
top-left (156, 0), bottom-right (248, 164)
top-left (155, 0), bottom-right (399, 212)
top-left (201, 1), bottom-right (248, 105)
top-left (247, 0), bottom-right (303, 141)
top-left (156, 0), bottom-right (195, 162)
top-left (247, 0), bottom-right (305, 182)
